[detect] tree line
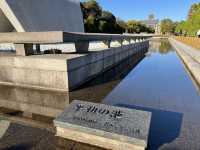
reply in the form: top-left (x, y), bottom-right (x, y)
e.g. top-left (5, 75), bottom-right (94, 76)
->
top-left (160, 2), bottom-right (200, 36)
top-left (81, 0), bottom-right (155, 34)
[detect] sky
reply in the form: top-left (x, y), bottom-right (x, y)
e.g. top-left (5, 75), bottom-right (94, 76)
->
top-left (88, 0), bottom-right (200, 21)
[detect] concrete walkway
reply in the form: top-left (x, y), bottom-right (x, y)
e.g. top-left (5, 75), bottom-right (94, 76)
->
top-left (169, 38), bottom-right (200, 87)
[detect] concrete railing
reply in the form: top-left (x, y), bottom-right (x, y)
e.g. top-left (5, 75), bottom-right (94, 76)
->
top-left (0, 31), bottom-right (152, 56)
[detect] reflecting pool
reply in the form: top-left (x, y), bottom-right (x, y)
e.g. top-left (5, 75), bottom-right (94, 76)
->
top-left (104, 38), bottom-right (200, 150)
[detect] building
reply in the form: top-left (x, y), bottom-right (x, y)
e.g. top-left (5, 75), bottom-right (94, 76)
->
top-left (141, 15), bottom-right (161, 34)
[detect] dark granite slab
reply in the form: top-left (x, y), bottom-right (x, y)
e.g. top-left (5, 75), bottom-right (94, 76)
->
top-left (54, 100), bottom-right (151, 149)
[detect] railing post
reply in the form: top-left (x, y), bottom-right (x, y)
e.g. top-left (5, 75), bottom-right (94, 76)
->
top-left (128, 38), bottom-right (131, 44)
top-left (103, 40), bottom-right (111, 48)
top-left (75, 41), bottom-right (89, 53)
top-left (36, 44), bottom-right (41, 54)
top-left (117, 39), bottom-right (123, 46)
top-left (107, 40), bottom-right (111, 48)
top-left (14, 43), bottom-right (34, 56)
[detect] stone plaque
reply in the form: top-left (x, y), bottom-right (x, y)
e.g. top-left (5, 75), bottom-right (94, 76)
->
top-left (54, 100), bottom-right (151, 150)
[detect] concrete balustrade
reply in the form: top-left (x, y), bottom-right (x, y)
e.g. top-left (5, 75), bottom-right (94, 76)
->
top-left (0, 31), bottom-right (151, 55)
top-left (0, 40), bottom-right (149, 92)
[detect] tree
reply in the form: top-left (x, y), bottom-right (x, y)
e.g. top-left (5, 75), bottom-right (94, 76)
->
top-left (175, 21), bottom-right (188, 35)
top-left (81, 0), bottom-right (124, 34)
top-left (188, 6), bottom-right (200, 36)
top-left (160, 19), bottom-right (176, 34)
top-left (127, 20), bottom-right (141, 33)
top-left (116, 18), bottom-right (127, 31)
top-left (81, 0), bottom-right (154, 34)
top-left (98, 11), bottom-right (124, 33)
top-left (188, 3), bottom-right (200, 20)
top-left (81, 0), bottom-right (102, 18)
top-left (85, 15), bottom-right (99, 33)
top-left (175, 2), bottom-right (200, 36)
top-left (127, 20), bottom-right (155, 34)
top-left (101, 11), bottom-right (116, 23)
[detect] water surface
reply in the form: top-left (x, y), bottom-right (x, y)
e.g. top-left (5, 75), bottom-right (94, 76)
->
top-left (104, 39), bottom-right (200, 150)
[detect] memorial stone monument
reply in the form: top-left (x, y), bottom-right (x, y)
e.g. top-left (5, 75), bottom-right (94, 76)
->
top-left (54, 100), bottom-right (151, 150)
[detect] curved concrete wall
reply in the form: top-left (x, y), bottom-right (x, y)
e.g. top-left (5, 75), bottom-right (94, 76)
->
top-left (0, 0), bottom-right (84, 32)
top-left (0, 9), bottom-right (14, 32)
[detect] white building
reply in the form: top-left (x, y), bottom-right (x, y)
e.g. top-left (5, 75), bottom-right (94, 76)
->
top-left (141, 15), bottom-right (161, 34)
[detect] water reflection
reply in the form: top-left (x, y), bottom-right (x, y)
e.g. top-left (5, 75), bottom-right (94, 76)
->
top-left (69, 52), bottom-right (145, 103)
top-left (104, 39), bottom-right (200, 149)
top-left (149, 38), bottom-right (173, 54)
top-left (0, 85), bottom-right (68, 122)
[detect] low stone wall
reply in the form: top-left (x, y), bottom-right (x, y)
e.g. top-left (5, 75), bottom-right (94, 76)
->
top-left (169, 38), bottom-right (200, 87)
top-left (0, 55), bottom-right (69, 91)
top-left (0, 41), bottom-right (149, 117)
top-left (67, 41), bottom-right (149, 90)
top-left (0, 41), bottom-right (149, 92)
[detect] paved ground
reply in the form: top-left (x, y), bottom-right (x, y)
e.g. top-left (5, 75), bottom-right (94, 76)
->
top-left (170, 38), bottom-right (200, 87)
top-left (0, 120), bottom-right (105, 150)
top-left (0, 107), bottom-right (105, 150)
